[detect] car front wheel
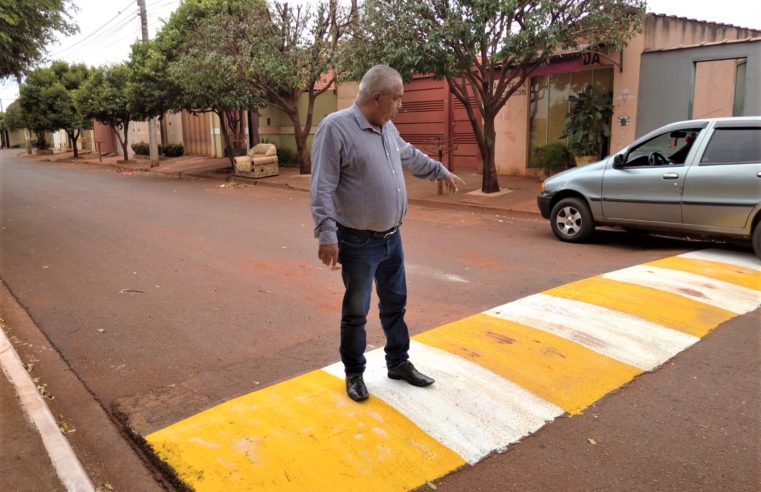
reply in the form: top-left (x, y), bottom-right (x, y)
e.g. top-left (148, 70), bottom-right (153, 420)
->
top-left (550, 197), bottom-right (595, 242)
top-left (753, 222), bottom-right (761, 259)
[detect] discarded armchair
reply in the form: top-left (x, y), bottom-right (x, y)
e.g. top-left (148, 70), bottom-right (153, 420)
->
top-left (234, 143), bottom-right (279, 178)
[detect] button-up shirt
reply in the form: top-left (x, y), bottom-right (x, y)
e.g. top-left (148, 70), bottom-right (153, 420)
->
top-left (311, 104), bottom-right (451, 245)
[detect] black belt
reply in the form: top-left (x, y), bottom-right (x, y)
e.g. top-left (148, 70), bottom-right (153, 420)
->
top-left (338, 224), bottom-right (400, 239)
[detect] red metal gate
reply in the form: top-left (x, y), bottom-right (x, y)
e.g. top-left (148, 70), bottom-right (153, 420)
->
top-left (395, 75), bottom-right (482, 172)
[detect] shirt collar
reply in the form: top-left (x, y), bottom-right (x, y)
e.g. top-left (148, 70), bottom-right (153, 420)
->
top-left (351, 103), bottom-right (382, 134)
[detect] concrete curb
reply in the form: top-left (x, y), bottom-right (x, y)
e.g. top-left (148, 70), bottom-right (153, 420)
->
top-left (0, 327), bottom-right (95, 492)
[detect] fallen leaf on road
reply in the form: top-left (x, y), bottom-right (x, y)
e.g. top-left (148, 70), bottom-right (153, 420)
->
top-left (37, 383), bottom-right (54, 400)
top-left (25, 363), bottom-right (34, 372)
top-left (587, 438), bottom-right (597, 445)
top-left (57, 416), bottom-right (75, 434)
top-left (426, 481), bottom-right (438, 490)
top-left (97, 329), bottom-right (105, 334)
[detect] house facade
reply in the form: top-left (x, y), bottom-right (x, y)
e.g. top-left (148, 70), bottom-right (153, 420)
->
top-left (88, 14), bottom-right (760, 171)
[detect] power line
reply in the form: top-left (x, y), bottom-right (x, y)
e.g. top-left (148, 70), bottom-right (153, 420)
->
top-left (47, 0), bottom-right (138, 58)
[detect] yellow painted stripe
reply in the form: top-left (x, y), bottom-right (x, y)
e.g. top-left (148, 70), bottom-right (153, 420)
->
top-left (544, 277), bottom-right (736, 338)
top-left (415, 314), bottom-right (641, 415)
top-left (647, 256), bottom-right (761, 291)
top-left (146, 370), bottom-right (464, 492)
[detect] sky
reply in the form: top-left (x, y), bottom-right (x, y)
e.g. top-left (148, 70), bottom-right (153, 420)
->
top-left (2, 0), bottom-right (760, 110)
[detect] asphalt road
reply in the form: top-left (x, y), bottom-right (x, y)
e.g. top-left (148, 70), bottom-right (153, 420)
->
top-left (1, 149), bottom-right (758, 490)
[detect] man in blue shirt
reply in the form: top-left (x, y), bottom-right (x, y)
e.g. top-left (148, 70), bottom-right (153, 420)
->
top-left (311, 65), bottom-right (464, 402)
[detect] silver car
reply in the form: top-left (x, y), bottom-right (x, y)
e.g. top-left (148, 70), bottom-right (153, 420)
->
top-left (537, 117), bottom-right (761, 258)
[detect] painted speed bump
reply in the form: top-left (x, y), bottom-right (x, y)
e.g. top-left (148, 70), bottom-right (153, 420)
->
top-left (146, 249), bottom-right (760, 491)
top-left (415, 314), bottom-right (640, 415)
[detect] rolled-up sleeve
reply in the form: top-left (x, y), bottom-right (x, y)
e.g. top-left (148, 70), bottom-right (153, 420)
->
top-left (310, 119), bottom-right (342, 245)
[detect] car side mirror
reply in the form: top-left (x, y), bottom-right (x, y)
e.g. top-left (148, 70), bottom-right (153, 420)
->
top-left (612, 154), bottom-right (625, 169)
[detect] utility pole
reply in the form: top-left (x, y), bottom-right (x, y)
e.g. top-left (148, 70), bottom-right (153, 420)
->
top-left (137, 0), bottom-right (159, 167)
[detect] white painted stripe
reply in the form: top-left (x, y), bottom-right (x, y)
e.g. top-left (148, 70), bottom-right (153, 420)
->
top-left (322, 341), bottom-right (563, 464)
top-left (0, 329), bottom-right (95, 492)
top-left (406, 264), bottom-right (470, 283)
top-left (603, 265), bottom-right (761, 314)
top-left (679, 249), bottom-right (761, 271)
top-left (485, 294), bottom-right (699, 371)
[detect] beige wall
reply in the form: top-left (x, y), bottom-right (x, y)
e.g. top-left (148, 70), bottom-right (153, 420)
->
top-left (610, 33), bottom-right (645, 154)
top-left (128, 121), bottom-right (150, 156)
top-left (495, 80), bottom-right (530, 175)
top-left (692, 59), bottom-right (739, 118)
top-left (337, 81), bottom-right (358, 110)
top-left (258, 91), bottom-right (338, 156)
top-left (165, 112), bottom-right (184, 145)
top-left (644, 15), bottom-right (761, 52)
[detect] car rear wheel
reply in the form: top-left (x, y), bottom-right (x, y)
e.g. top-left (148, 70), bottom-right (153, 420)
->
top-left (550, 197), bottom-right (595, 242)
top-left (753, 223), bottom-right (761, 259)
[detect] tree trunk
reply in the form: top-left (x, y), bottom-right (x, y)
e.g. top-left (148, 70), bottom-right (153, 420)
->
top-left (283, 96), bottom-right (311, 175)
top-left (217, 111), bottom-right (235, 168)
top-left (67, 129), bottom-right (80, 158)
top-left (113, 122), bottom-right (129, 161)
top-left (481, 116), bottom-right (499, 193)
top-left (293, 123), bottom-right (310, 175)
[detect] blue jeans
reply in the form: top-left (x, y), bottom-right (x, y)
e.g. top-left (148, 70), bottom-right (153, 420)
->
top-left (337, 227), bottom-right (410, 375)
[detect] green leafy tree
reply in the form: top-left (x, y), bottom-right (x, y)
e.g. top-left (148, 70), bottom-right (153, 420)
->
top-left (18, 61), bottom-right (91, 156)
top-left (563, 84), bottom-right (613, 158)
top-left (3, 100), bottom-right (25, 132)
top-left (149, 0), bottom-right (268, 167)
top-left (18, 67), bottom-right (57, 148)
top-left (245, 0), bottom-right (353, 174)
top-left (128, 39), bottom-right (181, 122)
top-left (75, 64), bottom-right (136, 161)
top-left (0, 0), bottom-right (78, 80)
top-left (0, 111), bottom-right (8, 148)
top-left (355, 0), bottom-right (645, 192)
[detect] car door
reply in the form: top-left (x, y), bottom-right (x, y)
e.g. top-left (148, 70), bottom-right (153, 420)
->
top-left (602, 128), bottom-right (702, 223)
top-left (681, 123), bottom-right (761, 230)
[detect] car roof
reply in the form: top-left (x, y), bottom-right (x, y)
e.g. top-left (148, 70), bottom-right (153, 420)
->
top-left (636, 116), bottom-right (761, 146)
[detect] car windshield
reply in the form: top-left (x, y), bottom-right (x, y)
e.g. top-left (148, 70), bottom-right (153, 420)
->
top-left (626, 129), bottom-right (702, 166)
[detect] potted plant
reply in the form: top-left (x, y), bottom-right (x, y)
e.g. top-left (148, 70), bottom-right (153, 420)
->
top-left (563, 84), bottom-right (613, 165)
top-left (529, 142), bottom-right (574, 177)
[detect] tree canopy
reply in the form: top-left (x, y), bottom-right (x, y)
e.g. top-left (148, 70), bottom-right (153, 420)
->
top-left (135, 0), bottom-right (352, 172)
top-left (3, 100), bottom-right (24, 132)
top-left (75, 63), bottom-right (136, 161)
top-left (0, 0), bottom-right (78, 81)
top-left (245, 0), bottom-right (353, 173)
top-left (18, 61), bottom-right (90, 156)
top-left (356, 0), bottom-right (645, 192)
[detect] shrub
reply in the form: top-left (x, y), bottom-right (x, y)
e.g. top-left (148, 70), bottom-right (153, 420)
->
top-left (528, 142), bottom-right (573, 173)
top-left (563, 85), bottom-right (613, 158)
top-left (277, 147), bottom-right (298, 166)
top-left (160, 143), bottom-right (184, 157)
top-left (131, 141), bottom-right (150, 155)
top-left (34, 139), bottom-right (50, 150)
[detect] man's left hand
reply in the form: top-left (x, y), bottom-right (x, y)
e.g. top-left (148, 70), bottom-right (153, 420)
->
top-left (442, 173), bottom-right (466, 193)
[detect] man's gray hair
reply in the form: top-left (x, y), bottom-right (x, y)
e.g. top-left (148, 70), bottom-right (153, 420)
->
top-left (357, 65), bottom-right (402, 101)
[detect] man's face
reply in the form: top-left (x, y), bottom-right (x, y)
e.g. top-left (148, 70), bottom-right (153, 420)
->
top-left (374, 79), bottom-right (403, 125)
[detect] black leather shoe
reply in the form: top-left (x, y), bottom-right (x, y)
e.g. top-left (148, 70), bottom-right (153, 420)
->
top-left (387, 361), bottom-right (435, 387)
top-left (346, 374), bottom-right (369, 402)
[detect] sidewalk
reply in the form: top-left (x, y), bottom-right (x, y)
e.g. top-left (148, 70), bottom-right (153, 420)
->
top-left (28, 150), bottom-right (544, 217)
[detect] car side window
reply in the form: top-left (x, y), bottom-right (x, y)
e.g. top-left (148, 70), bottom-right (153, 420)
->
top-left (625, 129), bottom-right (702, 167)
top-left (700, 128), bottom-right (761, 165)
